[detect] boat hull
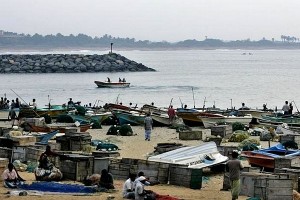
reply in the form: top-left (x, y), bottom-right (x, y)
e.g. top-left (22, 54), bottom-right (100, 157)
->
top-left (94, 81), bottom-right (130, 88)
top-left (201, 115), bottom-right (252, 128)
top-left (30, 124), bottom-right (90, 133)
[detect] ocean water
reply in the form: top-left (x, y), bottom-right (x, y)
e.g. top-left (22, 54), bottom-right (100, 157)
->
top-left (0, 49), bottom-right (299, 110)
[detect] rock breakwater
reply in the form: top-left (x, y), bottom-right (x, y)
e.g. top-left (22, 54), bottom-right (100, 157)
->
top-left (0, 53), bottom-right (155, 73)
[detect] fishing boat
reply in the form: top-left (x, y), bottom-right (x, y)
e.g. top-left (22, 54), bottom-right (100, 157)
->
top-left (241, 143), bottom-right (300, 169)
top-left (29, 123), bottom-right (91, 133)
top-left (19, 105), bottom-right (67, 118)
top-left (94, 81), bottom-right (130, 88)
top-left (112, 109), bottom-right (145, 125)
top-left (201, 114), bottom-right (253, 128)
top-left (237, 109), bottom-right (272, 119)
top-left (259, 114), bottom-right (300, 127)
top-left (151, 113), bottom-right (183, 127)
top-left (148, 142), bottom-right (228, 169)
top-left (176, 108), bottom-right (224, 126)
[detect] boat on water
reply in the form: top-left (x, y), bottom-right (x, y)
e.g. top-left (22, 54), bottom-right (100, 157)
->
top-left (94, 81), bottom-right (130, 88)
top-left (148, 142), bottom-right (228, 169)
top-left (241, 143), bottom-right (300, 169)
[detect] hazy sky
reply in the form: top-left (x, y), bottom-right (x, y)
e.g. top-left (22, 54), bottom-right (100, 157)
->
top-left (1, 0), bottom-right (299, 42)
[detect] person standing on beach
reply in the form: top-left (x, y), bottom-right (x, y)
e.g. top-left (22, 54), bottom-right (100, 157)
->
top-left (226, 151), bottom-right (243, 200)
top-left (144, 113), bottom-right (153, 141)
top-left (8, 107), bottom-right (17, 127)
top-left (282, 101), bottom-right (290, 115)
top-left (167, 105), bottom-right (176, 123)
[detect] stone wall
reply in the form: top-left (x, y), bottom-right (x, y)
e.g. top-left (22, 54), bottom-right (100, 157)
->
top-left (0, 53), bottom-right (155, 73)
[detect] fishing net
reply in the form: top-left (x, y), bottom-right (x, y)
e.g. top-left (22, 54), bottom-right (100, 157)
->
top-left (19, 182), bottom-right (97, 193)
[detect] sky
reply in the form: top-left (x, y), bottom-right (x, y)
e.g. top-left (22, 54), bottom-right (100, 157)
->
top-left (0, 0), bottom-right (299, 42)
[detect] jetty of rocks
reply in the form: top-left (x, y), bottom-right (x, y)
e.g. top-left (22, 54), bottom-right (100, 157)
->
top-left (0, 53), bottom-right (155, 73)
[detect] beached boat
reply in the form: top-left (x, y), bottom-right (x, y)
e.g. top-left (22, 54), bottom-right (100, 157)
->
top-left (148, 141), bottom-right (228, 169)
top-left (29, 123), bottom-right (91, 133)
top-left (259, 114), bottom-right (300, 127)
top-left (19, 105), bottom-right (67, 118)
top-left (241, 143), bottom-right (300, 169)
top-left (94, 81), bottom-right (130, 88)
top-left (201, 114), bottom-right (253, 128)
top-left (112, 110), bottom-right (145, 125)
top-left (176, 108), bottom-right (225, 127)
top-left (151, 113), bottom-right (183, 127)
top-left (237, 109), bottom-right (272, 119)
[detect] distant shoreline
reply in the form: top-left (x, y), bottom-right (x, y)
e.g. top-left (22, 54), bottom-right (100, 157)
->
top-left (1, 46), bottom-right (300, 53)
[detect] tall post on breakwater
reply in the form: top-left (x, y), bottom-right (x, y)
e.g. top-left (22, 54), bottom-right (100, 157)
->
top-left (110, 43), bottom-right (114, 53)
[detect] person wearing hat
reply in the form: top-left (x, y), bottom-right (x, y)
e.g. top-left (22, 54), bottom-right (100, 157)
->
top-left (226, 151), bottom-right (244, 200)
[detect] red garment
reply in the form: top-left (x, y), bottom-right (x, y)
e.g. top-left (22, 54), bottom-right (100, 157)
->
top-left (155, 193), bottom-right (179, 200)
top-left (167, 108), bottom-right (176, 117)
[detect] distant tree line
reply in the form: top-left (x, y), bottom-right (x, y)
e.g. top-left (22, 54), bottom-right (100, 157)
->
top-left (0, 30), bottom-right (300, 49)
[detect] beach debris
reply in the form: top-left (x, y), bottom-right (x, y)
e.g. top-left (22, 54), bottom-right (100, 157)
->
top-left (13, 160), bottom-right (27, 172)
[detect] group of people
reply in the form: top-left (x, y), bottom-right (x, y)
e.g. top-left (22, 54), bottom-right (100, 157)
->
top-left (1, 97), bottom-right (21, 110)
top-left (282, 100), bottom-right (293, 115)
top-left (123, 171), bottom-right (154, 200)
top-left (106, 77), bottom-right (126, 83)
top-left (84, 169), bottom-right (153, 200)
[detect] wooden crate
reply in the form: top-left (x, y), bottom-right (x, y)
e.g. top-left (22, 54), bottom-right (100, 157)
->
top-left (11, 136), bottom-right (36, 145)
top-left (179, 131), bottom-right (203, 140)
top-left (254, 177), bottom-right (293, 200)
top-left (0, 147), bottom-right (12, 160)
top-left (280, 134), bottom-right (300, 147)
top-left (169, 164), bottom-right (202, 189)
top-left (25, 147), bottom-right (44, 162)
top-left (59, 154), bottom-right (94, 181)
top-left (240, 172), bottom-right (291, 197)
top-left (211, 125), bottom-right (232, 138)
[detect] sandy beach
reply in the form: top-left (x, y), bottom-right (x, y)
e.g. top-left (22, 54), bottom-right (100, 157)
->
top-left (0, 125), bottom-right (272, 200)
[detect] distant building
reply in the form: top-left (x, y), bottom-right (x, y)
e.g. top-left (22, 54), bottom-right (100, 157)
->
top-left (0, 30), bottom-right (3, 36)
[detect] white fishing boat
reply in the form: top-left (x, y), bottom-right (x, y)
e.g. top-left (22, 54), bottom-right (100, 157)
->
top-left (201, 114), bottom-right (253, 128)
top-left (94, 81), bottom-right (130, 88)
top-left (148, 142), bottom-right (228, 169)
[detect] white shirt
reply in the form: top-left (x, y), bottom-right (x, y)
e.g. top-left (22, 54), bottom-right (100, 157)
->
top-left (134, 181), bottom-right (144, 200)
top-left (123, 178), bottom-right (134, 197)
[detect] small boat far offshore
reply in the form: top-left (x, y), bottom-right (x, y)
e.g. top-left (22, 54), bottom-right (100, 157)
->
top-left (94, 81), bottom-right (130, 88)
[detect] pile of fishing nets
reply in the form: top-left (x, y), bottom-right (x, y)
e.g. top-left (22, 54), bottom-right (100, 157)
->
top-left (238, 138), bottom-right (260, 151)
top-left (107, 124), bottom-right (133, 136)
top-left (19, 182), bottom-right (97, 193)
top-left (228, 130), bottom-right (249, 142)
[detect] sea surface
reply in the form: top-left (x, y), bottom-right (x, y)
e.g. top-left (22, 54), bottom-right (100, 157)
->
top-left (0, 49), bottom-right (299, 110)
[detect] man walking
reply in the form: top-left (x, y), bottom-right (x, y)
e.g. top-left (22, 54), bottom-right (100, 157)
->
top-left (144, 113), bottom-right (153, 141)
top-left (226, 151), bottom-right (243, 200)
